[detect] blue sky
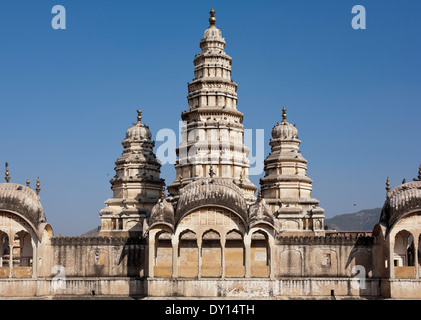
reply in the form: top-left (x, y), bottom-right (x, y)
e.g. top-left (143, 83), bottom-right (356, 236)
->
top-left (0, 1), bottom-right (420, 236)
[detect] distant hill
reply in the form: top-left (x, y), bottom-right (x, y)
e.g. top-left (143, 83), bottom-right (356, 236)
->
top-left (325, 208), bottom-right (382, 231)
top-left (80, 226), bottom-right (100, 237)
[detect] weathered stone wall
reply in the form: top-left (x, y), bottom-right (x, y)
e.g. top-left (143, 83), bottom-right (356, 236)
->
top-left (275, 235), bottom-right (375, 278)
top-left (50, 236), bottom-right (146, 278)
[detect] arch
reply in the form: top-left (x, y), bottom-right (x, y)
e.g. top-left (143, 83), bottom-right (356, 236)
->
top-left (88, 248), bottom-right (109, 276)
top-left (250, 230), bottom-right (270, 277)
top-left (0, 232), bottom-right (9, 277)
top-left (153, 230), bottom-right (172, 278)
top-left (394, 230), bottom-right (413, 267)
top-left (176, 205), bottom-right (246, 233)
top-left (178, 229), bottom-right (198, 278)
top-left (201, 229), bottom-right (222, 277)
top-left (225, 230), bottom-right (245, 277)
top-left (418, 234), bottom-right (421, 269)
top-left (394, 229), bottom-right (416, 279)
top-left (279, 249), bottom-right (303, 276)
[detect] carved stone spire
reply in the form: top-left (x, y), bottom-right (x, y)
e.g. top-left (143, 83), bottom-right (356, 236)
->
top-left (260, 107), bottom-right (325, 234)
top-left (167, 9), bottom-right (257, 203)
top-left (99, 109), bottom-right (165, 237)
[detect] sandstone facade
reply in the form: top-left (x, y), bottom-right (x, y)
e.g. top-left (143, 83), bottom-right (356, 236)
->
top-left (0, 9), bottom-right (420, 299)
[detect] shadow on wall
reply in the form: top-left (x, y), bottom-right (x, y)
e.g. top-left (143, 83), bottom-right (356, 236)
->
top-left (117, 228), bottom-right (148, 298)
top-left (345, 236), bottom-right (375, 296)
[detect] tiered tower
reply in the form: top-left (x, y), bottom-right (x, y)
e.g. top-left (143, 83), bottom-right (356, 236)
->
top-left (167, 9), bottom-right (257, 203)
top-left (99, 109), bottom-right (165, 237)
top-left (260, 108), bottom-right (325, 235)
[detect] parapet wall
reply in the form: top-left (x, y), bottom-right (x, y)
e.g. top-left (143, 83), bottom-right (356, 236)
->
top-left (50, 236), bottom-right (147, 278)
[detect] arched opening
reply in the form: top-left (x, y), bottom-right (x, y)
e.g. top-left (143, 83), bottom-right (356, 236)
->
top-left (0, 233), bottom-right (9, 277)
top-left (153, 231), bottom-right (172, 278)
top-left (178, 230), bottom-right (198, 278)
top-left (201, 230), bottom-right (221, 277)
top-left (250, 230), bottom-right (270, 277)
top-left (11, 231), bottom-right (33, 278)
top-left (394, 230), bottom-right (415, 278)
top-left (419, 234), bottom-right (421, 270)
top-left (225, 230), bottom-right (244, 277)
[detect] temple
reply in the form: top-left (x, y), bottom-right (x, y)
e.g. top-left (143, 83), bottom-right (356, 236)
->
top-left (0, 9), bottom-right (420, 299)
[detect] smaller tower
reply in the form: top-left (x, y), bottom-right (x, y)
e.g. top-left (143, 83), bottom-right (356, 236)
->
top-left (260, 108), bottom-right (325, 235)
top-left (99, 109), bottom-right (165, 237)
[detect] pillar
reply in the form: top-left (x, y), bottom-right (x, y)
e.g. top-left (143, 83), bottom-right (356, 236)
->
top-left (197, 237), bottom-right (202, 279)
top-left (148, 233), bottom-right (155, 278)
top-left (389, 238), bottom-right (394, 279)
top-left (221, 236), bottom-right (225, 279)
top-left (414, 234), bottom-right (419, 279)
top-left (244, 234), bottom-right (251, 278)
top-left (8, 233), bottom-right (13, 278)
top-left (172, 236), bottom-right (178, 278)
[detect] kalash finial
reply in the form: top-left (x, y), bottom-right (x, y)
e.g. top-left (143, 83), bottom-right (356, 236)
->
top-left (282, 107), bottom-right (287, 121)
top-left (136, 109), bottom-right (142, 124)
top-left (209, 8), bottom-right (216, 28)
top-left (4, 162), bottom-right (10, 183)
top-left (26, 179), bottom-right (30, 187)
top-left (160, 186), bottom-right (166, 200)
top-left (36, 177), bottom-right (41, 195)
top-left (386, 177), bottom-right (391, 193)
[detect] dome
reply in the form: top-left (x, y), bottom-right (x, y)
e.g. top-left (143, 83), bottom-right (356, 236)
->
top-left (149, 198), bottom-right (175, 228)
top-left (175, 178), bottom-right (248, 225)
top-left (271, 108), bottom-right (298, 140)
top-left (0, 182), bottom-right (46, 230)
top-left (380, 180), bottom-right (421, 229)
top-left (125, 109), bottom-right (152, 140)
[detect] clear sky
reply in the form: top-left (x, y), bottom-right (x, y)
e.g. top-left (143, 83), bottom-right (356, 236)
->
top-left (0, 0), bottom-right (420, 236)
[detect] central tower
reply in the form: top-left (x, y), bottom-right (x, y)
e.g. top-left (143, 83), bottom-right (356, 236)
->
top-left (168, 9), bottom-right (257, 203)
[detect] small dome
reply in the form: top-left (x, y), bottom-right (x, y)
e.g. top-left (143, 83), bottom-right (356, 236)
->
top-left (271, 108), bottom-right (298, 140)
top-left (0, 182), bottom-right (46, 230)
top-left (125, 109), bottom-right (152, 140)
top-left (175, 178), bottom-right (248, 225)
top-left (380, 180), bottom-right (421, 229)
top-left (149, 198), bottom-right (175, 227)
top-left (126, 123), bottom-right (152, 140)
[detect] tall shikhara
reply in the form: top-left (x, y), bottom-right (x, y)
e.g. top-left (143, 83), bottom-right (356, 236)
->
top-left (168, 9), bottom-right (257, 203)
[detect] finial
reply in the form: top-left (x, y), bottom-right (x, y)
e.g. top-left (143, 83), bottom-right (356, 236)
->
top-left (386, 177), bottom-right (390, 192)
top-left (239, 172), bottom-right (243, 184)
top-left (179, 175), bottom-right (183, 185)
top-left (160, 186), bottom-right (166, 200)
top-left (209, 165), bottom-right (215, 178)
top-left (209, 8), bottom-right (216, 28)
top-left (136, 109), bottom-right (142, 124)
top-left (257, 190), bottom-right (262, 201)
top-left (4, 162), bottom-right (10, 183)
top-left (282, 107), bottom-right (287, 121)
top-left (26, 179), bottom-right (30, 187)
top-left (36, 177), bottom-right (41, 195)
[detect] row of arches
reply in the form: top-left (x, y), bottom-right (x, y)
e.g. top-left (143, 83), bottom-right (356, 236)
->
top-left (150, 228), bottom-right (273, 279)
top-left (0, 230), bottom-right (33, 278)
